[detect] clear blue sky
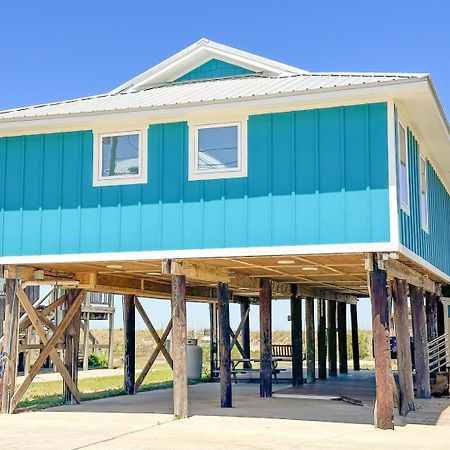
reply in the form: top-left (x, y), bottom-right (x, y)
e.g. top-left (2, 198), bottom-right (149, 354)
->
top-left (2, 1), bottom-right (449, 330)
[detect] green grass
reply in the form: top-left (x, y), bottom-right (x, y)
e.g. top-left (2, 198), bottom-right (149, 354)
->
top-left (17, 364), bottom-right (178, 412)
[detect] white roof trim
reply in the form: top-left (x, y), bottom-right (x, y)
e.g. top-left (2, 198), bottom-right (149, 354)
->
top-left (111, 38), bottom-right (308, 93)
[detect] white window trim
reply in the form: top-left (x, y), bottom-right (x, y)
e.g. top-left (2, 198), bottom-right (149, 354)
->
top-left (419, 153), bottom-right (429, 233)
top-left (397, 119), bottom-right (410, 214)
top-left (93, 129), bottom-right (148, 187)
top-left (188, 118), bottom-right (248, 181)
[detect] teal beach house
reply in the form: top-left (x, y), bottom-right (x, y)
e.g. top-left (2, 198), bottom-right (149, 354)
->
top-left (0, 39), bottom-right (449, 426)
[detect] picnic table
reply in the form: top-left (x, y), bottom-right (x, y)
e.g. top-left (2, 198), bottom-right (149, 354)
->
top-left (230, 357), bottom-right (286, 383)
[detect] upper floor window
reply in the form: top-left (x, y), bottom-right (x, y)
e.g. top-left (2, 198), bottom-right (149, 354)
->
top-left (188, 119), bottom-right (248, 181)
top-left (419, 154), bottom-right (429, 232)
top-left (398, 121), bottom-right (410, 213)
top-left (93, 130), bottom-right (147, 187)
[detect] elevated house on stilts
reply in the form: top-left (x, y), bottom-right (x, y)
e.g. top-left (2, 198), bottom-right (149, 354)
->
top-left (0, 39), bottom-right (449, 428)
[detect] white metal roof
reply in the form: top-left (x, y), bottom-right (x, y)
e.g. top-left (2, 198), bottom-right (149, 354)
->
top-left (0, 73), bottom-right (426, 122)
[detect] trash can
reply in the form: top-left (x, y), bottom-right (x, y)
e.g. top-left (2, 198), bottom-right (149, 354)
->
top-left (186, 338), bottom-right (203, 380)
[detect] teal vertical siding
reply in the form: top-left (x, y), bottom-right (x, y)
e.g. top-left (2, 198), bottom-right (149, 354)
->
top-left (0, 102), bottom-right (390, 257)
top-left (398, 125), bottom-right (450, 277)
top-left (175, 58), bottom-right (254, 82)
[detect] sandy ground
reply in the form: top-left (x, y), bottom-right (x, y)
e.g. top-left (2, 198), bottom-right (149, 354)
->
top-left (1, 381), bottom-right (449, 449)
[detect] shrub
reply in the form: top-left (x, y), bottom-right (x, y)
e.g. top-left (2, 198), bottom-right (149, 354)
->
top-left (88, 354), bottom-right (108, 369)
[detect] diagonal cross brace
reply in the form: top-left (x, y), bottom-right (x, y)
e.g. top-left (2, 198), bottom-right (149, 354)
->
top-left (134, 298), bottom-right (173, 368)
top-left (10, 288), bottom-right (85, 412)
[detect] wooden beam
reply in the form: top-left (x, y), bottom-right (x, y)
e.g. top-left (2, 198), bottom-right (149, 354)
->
top-left (327, 300), bottom-right (337, 377)
top-left (240, 300), bottom-right (251, 369)
top-left (1, 279), bottom-right (19, 414)
top-left (337, 302), bottom-right (348, 374)
top-left (218, 282), bottom-right (232, 408)
top-left (290, 284), bottom-right (303, 386)
top-left (384, 258), bottom-right (438, 294)
top-left (392, 279), bottom-right (415, 416)
top-left (123, 294), bottom-right (135, 395)
top-left (10, 289), bottom-right (85, 412)
top-left (171, 274), bottom-right (188, 419)
top-left (369, 254), bottom-right (394, 430)
top-left (410, 285), bottom-right (431, 399)
top-left (134, 298), bottom-right (173, 368)
top-left (425, 292), bottom-right (438, 343)
top-left (259, 278), bottom-right (272, 397)
top-left (171, 260), bottom-right (231, 284)
top-left (305, 297), bottom-right (315, 384)
top-left (350, 304), bottom-right (360, 371)
top-left (63, 289), bottom-right (82, 405)
top-left (317, 298), bottom-right (327, 379)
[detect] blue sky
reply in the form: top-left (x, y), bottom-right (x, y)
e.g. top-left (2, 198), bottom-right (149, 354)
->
top-left (1, 1), bottom-right (448, 330)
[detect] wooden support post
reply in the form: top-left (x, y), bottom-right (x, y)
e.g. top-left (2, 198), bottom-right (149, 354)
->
top-left (171, 274), bottom-right (188, 418)
top-left (123, 294), bottom-right (135, 395)
top-left (317, 298), bottom-right (327, 379)
top-left (218, 282), bottom-right (232, 408)
top-left (350, 304), bottom-right (360, 371)
top-left (0, 292), bottom-right (5, 340)
top-left (240, 300), bottom-right (251, 369)
top-left (1, 279), bottom-right (19, 414)
top-left (63, 289), bottom-right (82, 405)
top-left (337, 302), bottom-right (348, 374)
top-left (82, 317), bottom-right (90, 371)
top-left (425, 292), bottom-right (438, 343)
top-left (209, 303), bottom-right (217, 379)
top-left (327, 300), bottom-right (337, 377)
top-left (108, 298), bottom-right (115, 370)
top-left (290, 284), bottom-right (303, 386)
top-left (437, 298), bottom-right (445, 337)
top-left (259, 278), bottom-right (272, 397)
top-left (410, 285), bottom-right (431, 398)
top-left (392, 279), bottom-right (415, 416)
top-left (369, 254), bottom-right (394, 430)
top-left (305, 296), bottom-right (315, 384)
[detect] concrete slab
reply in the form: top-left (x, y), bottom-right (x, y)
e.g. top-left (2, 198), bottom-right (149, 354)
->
top-left (0, 381), bottom-right (449, 449)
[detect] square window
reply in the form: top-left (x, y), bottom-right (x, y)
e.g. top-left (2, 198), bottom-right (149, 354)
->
top-left (189, 120), bottom-right (247, 181)
top-left (93, 130), bottom-right (147, 186)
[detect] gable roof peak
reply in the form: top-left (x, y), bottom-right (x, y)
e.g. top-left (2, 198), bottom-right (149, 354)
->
top-left (111, 38), bottom-right (308, 93)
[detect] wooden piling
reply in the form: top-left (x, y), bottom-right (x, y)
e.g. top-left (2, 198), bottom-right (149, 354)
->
top-left (290, 284), bottom-right (303, 386)
top-left (123, 294), bottom-right (135, 395)
top-left (437, 298), bottom-right (445, 337)
top-left (350, 304), bottom-right (360, 371)
top-left (425, 292), bottom-right (438, 342)
top-left (63, 289), bottom-right (82, 405)
top-left (171, 274), bottom-right (188, 418)
top-left (369, 254), bottom-right (394, 430)
top-left (410, 285), bottom-right (431, 399)
top-left (240, 300), bottom-right (251, 369)
top-left (327, 300), bottom-right (337, 377)
top-left (392, 279), bottom-right (415, 416)
top-left (317, 298), bottom-right (327, 379)
top-left (337, 302), bottom-right (348, 374)
top-left (1, 279), bottom-right (19, 414)
top-left (305, 297), bottom-right (315, 383)
top-left (218, 282), bottom-right (232, 407)
top-left (259, 278), bottom-right (272, 397)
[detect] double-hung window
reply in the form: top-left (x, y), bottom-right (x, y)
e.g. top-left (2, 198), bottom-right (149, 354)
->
top-left (419, 154), bottom-right (429, 232)
top-left (93, 129), bottom-right (147, 186)
top-left (188, 119), bottom-right (248, 181)
top-left (398, 121), bottom-right (410, 213)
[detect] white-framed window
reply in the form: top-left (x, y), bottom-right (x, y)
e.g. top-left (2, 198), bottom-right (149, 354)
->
top-left (397, 120), bottom-right (410, 213)
top-left (419, 153), bottom-right (429, 233)
top-left (93, 129), bottom-right (147, 187)
top-left (188, 118), bottom-right (248, 181)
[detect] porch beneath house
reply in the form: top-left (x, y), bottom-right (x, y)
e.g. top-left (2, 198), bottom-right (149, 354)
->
top-left (0, 251), bottom-right (449, 432)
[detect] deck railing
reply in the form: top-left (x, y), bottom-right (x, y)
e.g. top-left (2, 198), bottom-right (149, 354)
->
top-left (428, 333), bottom-right (449, 373)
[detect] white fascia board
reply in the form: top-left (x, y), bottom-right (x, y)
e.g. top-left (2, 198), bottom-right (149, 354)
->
top-left (0, 242), bottom-right (398, 265)
top-left (399, 244), bottom-right (450, 284)
top-left (111, 38), bottom-right (307, 93)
